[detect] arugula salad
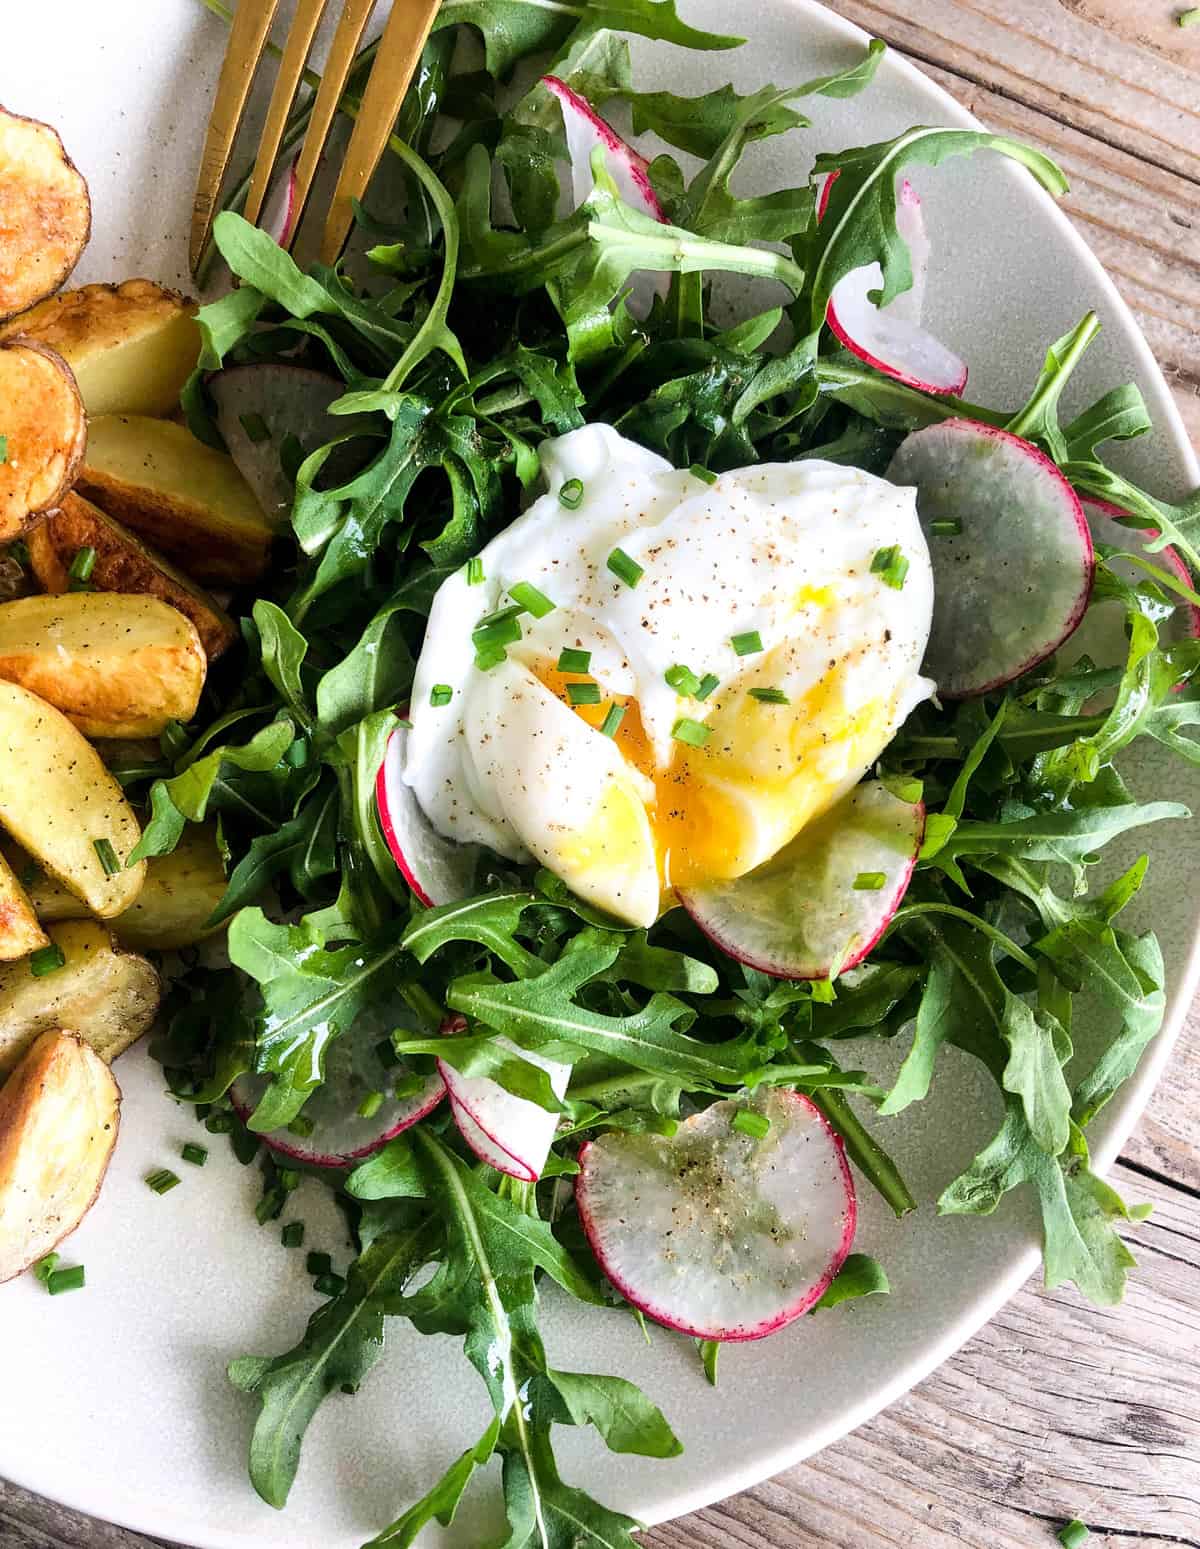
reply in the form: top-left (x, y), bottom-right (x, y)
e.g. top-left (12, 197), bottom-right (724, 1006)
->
top-left (131, 1), bottom-right (1200, 1541)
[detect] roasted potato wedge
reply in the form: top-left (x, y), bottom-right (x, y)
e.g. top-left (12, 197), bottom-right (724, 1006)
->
top-left (75, 415), bottom-right (279, 582)
top-left (0, 921), bottom-right (160, 1078)
top-left (0, 848), bottom-right (46, 961)
top-left (0, 680), bottom-right (145, 915)
top-left (0, 1030), bottom-right (119, 1282)
top-left (25, 492), bottom-right (237, 659)
top-left (0, 592), bottom-right (206, 738)
top-left (0, 338), bottom-right (87, 542)
top-left (0, 279), bottom-right (200, 417)
top-left (0, 106), bottom-right (91, 321)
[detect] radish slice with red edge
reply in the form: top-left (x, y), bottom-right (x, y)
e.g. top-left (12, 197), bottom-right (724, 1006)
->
top-left (439, 1036), bottom-right (570, 1183)
top-left (209, 364), bottom-right (348, 521)
top-left (1083, 497), bottom-right (1200, 641)
top-left (376, 724), bottom-right (481, 907)
top-left (821, 171), bottom-right (968, 395)
top-left (887, 419), bottom-right (1094, 697)
top-left (543, 75), bottom-right (666, 222)
top-left (678, 780), bottom-right (923, 980)
top-left (260, 155), bottom-right (300, 249)
top-left (229, 1019), bottom-right (445, 1168)
top-left (576, 1088), bottom-right (856, 1341)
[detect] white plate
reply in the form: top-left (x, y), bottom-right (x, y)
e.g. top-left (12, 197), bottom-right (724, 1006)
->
top-left (3, 3), bottom-right (1198, 1547)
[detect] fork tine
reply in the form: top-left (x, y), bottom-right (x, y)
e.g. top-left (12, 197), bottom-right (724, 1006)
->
top-left (318, 0), bottom-right (442, 265)
top-left (243, 0), bottom-right (331, 231)
top-left (286, 0), bottom-right (379, 252)
top-left (190, 0), bottom-right (283, 275)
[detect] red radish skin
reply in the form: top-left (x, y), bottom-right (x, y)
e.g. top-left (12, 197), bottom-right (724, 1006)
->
top-left (678, 783), bottom-right (924, 981)
top-left (438, 1035), bottom-right (570, 1182)
top-left (888, 419), bottom-right (1094, 698)
top-left (575, 1090), bottom-right (857, 1342)
top-left (260, 156), bottom-right (299, 248)
top-left (376, 725), bottom-right (480, 908)
top-left (543, 75), bottom-right (666, 222)
top-left (445, 1092), bottom-right (541, 1183)
top-left (229, 1071), bottom-right (445, 1169)
top-left (1083, 496), bottom-right (1200, 640)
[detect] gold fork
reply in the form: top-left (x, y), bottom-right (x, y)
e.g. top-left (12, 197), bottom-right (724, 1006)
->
top-left (190, 0), bottom-right (441, 278)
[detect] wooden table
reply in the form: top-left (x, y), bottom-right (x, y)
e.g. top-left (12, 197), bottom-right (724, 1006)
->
top-left (3, 1), bottom-right (1198, 1546)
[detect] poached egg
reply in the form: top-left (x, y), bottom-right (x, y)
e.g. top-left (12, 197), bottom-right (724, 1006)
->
top-left (402, 424), bottom-right (934, 927)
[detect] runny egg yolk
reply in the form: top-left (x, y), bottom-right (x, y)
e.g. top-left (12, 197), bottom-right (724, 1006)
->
top-left (532, 656), bottom-right (893, 907)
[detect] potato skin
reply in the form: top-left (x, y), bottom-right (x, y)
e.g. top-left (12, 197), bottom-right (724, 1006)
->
top-left (0, 921), bottom-right (160, 1077)
top-left (0, 679), bottom-right (146, 916)
top-left (0, 1029), bottom-right (120, 1283)
top-left (26, 493), bottom-right (238, 660)
top-left (0, 591), bottom-right (207, 738)
top-left (0, 848), bottom-right (46, 962)
top-left (0, 279), bottom-right (200, 417)
top-left (76, 415), bottom-right (278, 583)
top-left (0, 338), bottom-right (88, 542)
top-left (0, 105), bottom-right (91, 321)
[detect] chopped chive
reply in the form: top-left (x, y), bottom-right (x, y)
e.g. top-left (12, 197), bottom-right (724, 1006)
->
top-left (748, 687), bottom-right (789, 704)
top-left (696, 672), bottom-right (720, 701)
top-left (471, 612), bottom-right (523, 653)
top-left (285, 737), bottom-right (309, 768)
top-left (870, 545), bottom-right (909, 590)
top-left (664, 664), bottom-right (703, 697)
top-left (314, 1272), bottom-right (347, 1298)
top-left (92, 837), bottom-right (120, 876)
top-left (33, 1253), bottom-right (60, 1283)
top-left (281, 1221), bottom-right (305, 1249)
top-left (278, 1168), bottom-right (301, 1192)
top-left (0, 434), bottom-right (7, 464)
top-left (508, 580), bottom-right (555, 618)
top-left (465, 555), bottom-right (484, 585)
top-left (732, 1109), bottom-right (771, 1139)
top-left (929, 518), bottom-right (962, 537)
top-left (239, 411), bottom-right (271, 443)
top-left (558, 477), bottom-right (585, 509)
top-left (567, 681), bottom-right (602, 706)
top-left (194, 1103), bottom-right (212, 1120)
top-left (29, 944), bottom-right (65, 978)
top-left (47, 1265), bottom-right (86, 1295)
top-left (1056, 1523), bottom-right (1089, 1549)
top-left (607, 547), bottom-right (643, 588)
top-left (286, 1113), bottom-right (315, 1137)
top-left (393, 1073), bottom-right (426, 1100)
top-left (181, 1142), bottom-right (209, 1167)
top-left (600, 702), bottom-right (626, 738)
top-left (256, 1190), bottom-right (285, 1224)
top-left (205, 1111), bottom-right (236, 1135)
top-left (475, 602), bottom-right (524, 629)
top-left (357, 1090), bottom-right (384, 1119)
top-left (671, 717), bottom-right (710, 748)
top-left (556, 647), bottom-right (592, 674)
top-left (689, 463), bottom-right (718, 485)
top-left (853, 871), bottom-right (887, 891)
top-left (730, 630), bottom-right (763, 657)
top-left (306, 1251), bottom-right (332, 1278)
top-left (1179, 6), bottom-right (1200, 25)
top-left (429, 684), bottom-right (453, 708)
top-left (474, 645), bottom-right (507, 672)
top-left (68, 546), bottom-right (96, 582)
top-left (146, 1168), bottom-right (180, 1195)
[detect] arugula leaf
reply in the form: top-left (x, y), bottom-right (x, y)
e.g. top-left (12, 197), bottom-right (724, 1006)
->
top-left (812, 1253), bottom-right (890, 1311)
top-left (536, 1369), bottom-right (682, 1457)
top-left (366, 1420), bottom-right (500, 1547)
top-left (314, 600), bottom-right (415, 740)
top-left (253, 601), bottom-right (311, 725)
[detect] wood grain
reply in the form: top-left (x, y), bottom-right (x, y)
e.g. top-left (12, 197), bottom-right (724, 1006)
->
top-left (4, 2), bottom-right (1200, 1547)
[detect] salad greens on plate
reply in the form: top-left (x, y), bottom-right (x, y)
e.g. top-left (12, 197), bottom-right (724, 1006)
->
top-left (138, 0), bottom-right (1200, 1540)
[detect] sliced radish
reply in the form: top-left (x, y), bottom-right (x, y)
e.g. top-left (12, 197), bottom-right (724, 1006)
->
top-left (209, 364), bottom-right (346, 521)
top-left (376, 725), bottom-right (481, 908)
top-left (1083, 497), bottom-right (1200, 641)
top-left (576, 1088), bottom-right (856, 1342)
top-left (887, 419), bottom-right (1094, 698)
top-left (821, 170), bottom-right (967, 395)
top-left (678, 781), bottom-right (923, 980)
top-left (542, 75), bottom-right (666, 222)
top-left (230, 1020), bottom-right (445, 1168)
top-left (438, 1036), bottom-right (570, 1183)
top-left (260, 155), bottom-right (300, 249)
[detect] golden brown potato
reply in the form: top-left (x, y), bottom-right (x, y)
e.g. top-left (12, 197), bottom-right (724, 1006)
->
top-left (0, 279), bottom-right (200, 417)
top-left (0, 1030), bottom-right (120, 1282)
top-left (26, 492), bottom-right (237, 659)
top-left (0, 106), bottom-right (91, 321)
top-left (75, 415), bottom-right (279, 582)
top-left (0, 338), bottom-right (88, 542)
top-left (0, 679), bottom-right (145, 916)
top-left (0, 848), bottom-right (46, 962)
top-left (0, 921), bottom-right (159, 1078)
top-left (0, 591), bottom-right (206, 738)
